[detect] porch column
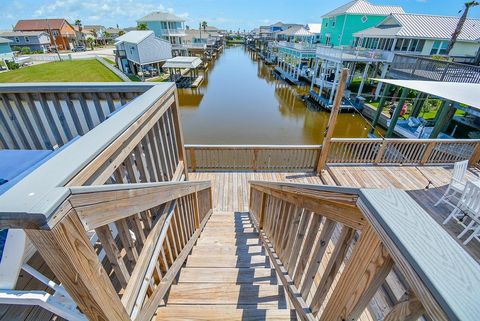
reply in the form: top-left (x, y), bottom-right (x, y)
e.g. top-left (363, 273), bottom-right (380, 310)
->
top-left (430, 100), bottom-right (453, 139)
top-left (329, 63), bottom-right (341, 104)
top-left (357, 63), bottom-right (371, 97)
top-left (411, 93), bottom-right (428, 118)
top-left (374, 63), bottom-right (389, 99)
top-left (310, 59), bottom-right (320, 92)
top-left (386, 88), bottom-right (408, 138)
top-left (370, 84), bottom-right (391, 134)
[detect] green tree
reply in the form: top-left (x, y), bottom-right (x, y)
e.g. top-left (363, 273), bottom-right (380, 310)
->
top-left (446, 1), bottom-right (479, 55)
top-left (137, 23), bottom-right (148, 30)
top-left (74, 19), bottom-right (83, 45)
top-left (119, 30), bottom-right (125, 36)
top-left (201, 21), bottom-right (208, 32)
top-left (86, 37), bottom-right (94, 50)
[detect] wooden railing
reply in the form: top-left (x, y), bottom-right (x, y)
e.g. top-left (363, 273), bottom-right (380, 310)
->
top-left (185, 144), bottom-right (322, 171)
top-left (0, 83), bottom-right (193, 321)
top-left (0, 83), bottom-right (155, 150)
top-left (327, 138), bottom-right (480, 166)
top-left (249, 181), bottom-right (480, 321)
top-left (389, 54), bottom-right (480, 83)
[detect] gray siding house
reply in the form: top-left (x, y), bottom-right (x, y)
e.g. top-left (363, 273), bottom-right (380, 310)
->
top-left (115, 31), bottom-right (172, 78)
top-left (0, 31), bottom-right (51, 52)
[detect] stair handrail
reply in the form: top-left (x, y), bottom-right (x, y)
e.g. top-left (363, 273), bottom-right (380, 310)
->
top-left (249, 180), bottom-right (480, 321)
top-left (0, 180), bottom-right (212, 321)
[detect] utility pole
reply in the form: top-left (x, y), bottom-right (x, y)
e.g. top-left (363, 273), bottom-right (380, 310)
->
top-left (47, 19), bottom-right (62, 61)
top-left (316, 68), bottom-right (349, 173)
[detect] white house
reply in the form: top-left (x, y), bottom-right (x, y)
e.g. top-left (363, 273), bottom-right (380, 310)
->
top-left (353, 13), bottom-right (480, 60)
top-left (115, 31), bottom-right (172, 78)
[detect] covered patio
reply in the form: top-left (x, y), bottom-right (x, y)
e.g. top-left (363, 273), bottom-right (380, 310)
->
top-left (371, 79), bottom-right (480, 140)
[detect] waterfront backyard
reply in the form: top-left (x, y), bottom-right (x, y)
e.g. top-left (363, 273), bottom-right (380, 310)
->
top-left (0, 59), bottom-right (122, 82)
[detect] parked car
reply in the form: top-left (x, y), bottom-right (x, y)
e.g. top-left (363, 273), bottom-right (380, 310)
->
top-left (72, 45), bottom-right (86, 52)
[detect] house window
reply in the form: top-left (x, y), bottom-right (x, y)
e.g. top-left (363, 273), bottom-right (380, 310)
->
top-left (332, 18), bottom-right (336, 27)
top-left (438, 41), bottom-right (448, 55)
top-left (430, 41), bottom-right (442, 55)
top-left (325, 21), bottom-right (328, 28)
top-left (325, 35), bottom-right (331, 45)
top-left (15, 37), bottom-right (20, 43)
top-left (361, 15), bottom-right (368, 23)
top-left (52, 30), bottom-right (59, 36)
top-left (25, 37), bottom-right (30, 43)
top-left (401, 38), bottom-right (410, 51)
top-left (394, 38), bottom-right (402, 51)
top-left (416, 39), bottom-right (425, 52)
top-left (408, 39), bottom-right (418, 52)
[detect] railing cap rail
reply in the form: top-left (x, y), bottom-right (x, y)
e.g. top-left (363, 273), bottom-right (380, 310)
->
top-left (359, 188), bottom-right (480, 321)
top-left (249, 180), bottom-right (360, 195)
top-left (330, 138), bottom-right (480, 143)
top-left (0, 82), bottom-right (156, 93)
top-left (185, 144), bottom-right (322, 149)
top-left (0, 83), bottom-right (175, 229)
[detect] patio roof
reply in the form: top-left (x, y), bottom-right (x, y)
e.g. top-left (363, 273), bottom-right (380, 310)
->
top-left (163, 56), bottom-right (202, 69)
top-left (374, 79), bottom-right (480, 110)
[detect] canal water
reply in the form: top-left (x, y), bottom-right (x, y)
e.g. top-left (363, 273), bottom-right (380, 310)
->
top-left (178, 45), bottom-right (377, 145)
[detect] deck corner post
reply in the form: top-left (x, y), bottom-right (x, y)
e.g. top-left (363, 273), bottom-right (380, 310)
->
top-left (317, 68), bottom-right (349, 173)
top-left (374, 140), bottom-right (387, 165)
top-left (420, 141), bottom-right (436, 165)
top-left (25, 207), bottom-right (131, 321)
top-left (172, 88), bottom-right (189, 180)
top-left (469, 142), bottom-right (480, 168)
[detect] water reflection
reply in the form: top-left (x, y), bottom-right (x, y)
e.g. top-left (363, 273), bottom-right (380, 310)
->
top-left (178, 45), bottom-right (379, 144)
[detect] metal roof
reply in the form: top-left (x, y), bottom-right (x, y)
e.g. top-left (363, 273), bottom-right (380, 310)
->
top-left (0, 37), bottom-right (12, 44)
top-left (115, 31), bottom-right (153, 44)
top-left (355, 13), bottom-right (480, 41)
top-left (0, 31), bottom-right (48, 37)
top-left (374, 79), bottom-right (480, 110)
top-left (163, 56), bottom-right (202, 69)
top-left (138, 11), bottom-right (186, 22)
top-left (322, 0), bottom-right (404, 18)
top-left (277, 26), bottom-right (314, 37)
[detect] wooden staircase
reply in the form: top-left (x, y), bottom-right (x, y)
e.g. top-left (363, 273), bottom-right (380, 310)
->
top-left (155, 211), bottom-right (297, 320)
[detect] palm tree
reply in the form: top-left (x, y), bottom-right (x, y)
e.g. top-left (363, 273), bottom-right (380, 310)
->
top-left (74, 19), bottom-right (83, 45)
top-left (137, 23), bottom-right (148, 30)
top-left (446, 1), bottom-right (479, 55)
top-left (201, 21), bottom-right (208, 33)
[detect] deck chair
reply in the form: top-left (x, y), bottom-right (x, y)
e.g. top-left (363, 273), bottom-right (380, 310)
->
top-left (434, 160), bottom-right (469, 207)
top-left (0, 230), bottom-right (87, 321)
top-left (450, 181), bottom-right (480, 245)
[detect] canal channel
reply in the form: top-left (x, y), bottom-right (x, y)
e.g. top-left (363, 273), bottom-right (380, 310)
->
top-left (178, 45), bottom-right (381, 145)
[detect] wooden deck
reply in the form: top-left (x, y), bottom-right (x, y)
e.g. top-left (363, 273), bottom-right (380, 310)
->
top-left (190, 166), bottom-right (480, 263)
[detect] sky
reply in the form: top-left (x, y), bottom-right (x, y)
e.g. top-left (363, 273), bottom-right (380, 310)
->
top-left (1, 0), bottom-right (479, 31)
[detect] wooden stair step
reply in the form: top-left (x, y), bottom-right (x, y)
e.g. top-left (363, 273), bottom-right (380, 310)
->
top-left (192, 244), bottom-right (265, 255)
top-left (196, 237), bottom-right (261, 246)
top-left (178, 267), bottom-right (277, 284)
top-left (202, 227), bottom-right (257, 234)
top-left (167, 283), bottom-right (287, 307)
top-left (186, 255), bottom-right (270, 268)
top-left (155, 306), bottom-right (297, 320)
top-left (200, 230), bottom-right (258, 239)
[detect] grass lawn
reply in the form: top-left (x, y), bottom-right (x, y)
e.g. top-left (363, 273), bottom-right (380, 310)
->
top-left (0, 59), bottom-right (123, 82)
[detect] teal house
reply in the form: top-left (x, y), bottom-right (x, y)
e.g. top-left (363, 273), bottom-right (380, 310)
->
top-left (137, 12), bottom-right (186, 46)
top-left (319, 0), bottom-right (404, 47)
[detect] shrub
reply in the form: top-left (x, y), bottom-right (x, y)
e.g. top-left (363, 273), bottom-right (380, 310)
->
top-left (20, 47), bottom-right (31, 54)
top-left (6, 61), bottom-right (20, 70)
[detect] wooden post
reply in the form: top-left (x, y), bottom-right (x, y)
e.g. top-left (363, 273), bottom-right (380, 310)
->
top-left (430, 101), bottom-right (451, 139)
top-left (420, 141), bottom-right (436, 165)
top-left (384, 296), bottom-right (426, 321)
top-left (172, 89), bottom-right (189, 180)
top-left (259, 192), bottom-right (268, 229)
top-left (370, 84), bottom-right (390, 134)
top-left (25, 208), bottom-right (131, 321)
top-left (468, 142), bottom-right (480, 168)
top-left (189, 147), bottom-right (196, 172)
top-left (193, 191), bottom-right (200, 228)
top-left (386, 88), bottom-right (408, 138)
top-left (316, 68), bottom-right (349, 173)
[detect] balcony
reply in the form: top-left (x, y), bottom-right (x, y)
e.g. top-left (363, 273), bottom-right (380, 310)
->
top-left (316, 46), bottom-right (395, 63)
top-left (0, 83), bottom-right (480, 321)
